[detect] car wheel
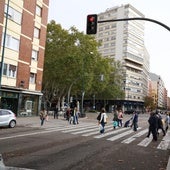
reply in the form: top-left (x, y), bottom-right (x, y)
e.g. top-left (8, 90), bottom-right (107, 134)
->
top-left (9, 120), bottom-right (16, 128)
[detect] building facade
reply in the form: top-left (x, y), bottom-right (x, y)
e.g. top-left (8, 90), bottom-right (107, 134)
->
top-left (0, 0), bottom-right (49, 116)
top-left (167, 97), bottom-right (170, 110)
top-left (95, 4), bottom-right (149, 112)
top-left (149, 73), bottom-right (167, 110)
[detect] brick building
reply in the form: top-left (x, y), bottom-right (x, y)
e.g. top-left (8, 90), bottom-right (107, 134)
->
top-left (0, 0), bottom-right (49, 116)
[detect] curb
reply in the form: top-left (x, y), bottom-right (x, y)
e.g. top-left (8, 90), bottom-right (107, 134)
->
top-left (167, 156), bottom-right (170, 170)
top-left (0, 154), bottom-right (34, 170)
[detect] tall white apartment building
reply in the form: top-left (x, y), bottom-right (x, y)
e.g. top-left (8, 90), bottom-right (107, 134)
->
top-left (95, 4), bottom-right (149, 112)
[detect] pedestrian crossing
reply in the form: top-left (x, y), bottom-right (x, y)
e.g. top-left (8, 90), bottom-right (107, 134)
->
top-left (42, 121), bottom-right (170, 151)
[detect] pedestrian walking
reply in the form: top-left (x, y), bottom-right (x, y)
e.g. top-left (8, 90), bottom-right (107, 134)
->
top-left (112, 111), bottom-right (118, 129)
top-left (73, 107), bottom-right (79, 124)
top-left (99, 107), bottom-right (108, 134)
top-left (156, 112), bottom-right (166, 136)
top-left (165, 112), bottom-right (170, 132)
top-left (69, 108), bottom-right (74, 124)
top-left (131, 111), bottom-right (138, 131)
top-left (39, 108), bottom-right (47, 126)
top-left (65, 107), bottom-right (71, 121)
top-left (118, 109), bottom-right (123, 127)
top-left (54, 105), bottom-right (59, 119)
top-left (147, 112), bottom-right (158, 141)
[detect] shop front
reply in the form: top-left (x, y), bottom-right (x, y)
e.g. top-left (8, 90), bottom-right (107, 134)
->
top-left (0, 87), bottom-right (42, 116)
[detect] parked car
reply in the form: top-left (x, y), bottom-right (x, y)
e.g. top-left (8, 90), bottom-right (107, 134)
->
top-left (0, 109), bottom-right (17, 128)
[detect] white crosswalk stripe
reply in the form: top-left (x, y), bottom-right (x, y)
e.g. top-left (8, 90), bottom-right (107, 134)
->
top-left (72, 126), bottom-right (100, 135)
top-left (122, 128), bottom-right (147, 144)
top-left (107, 129), bottom-right (135, 141)
top-left (82, 125), bottom-right (113, 136)
top-left (138, 137), bottom-right (153, 147)
top-left (157, 131), bottom-right (170, 150)
top-left (62, 124), bottom-right (97, 133)
top-left (94, 127), bottom-right (129, 139)
top-left (42, 121), bottom-right (169, 151)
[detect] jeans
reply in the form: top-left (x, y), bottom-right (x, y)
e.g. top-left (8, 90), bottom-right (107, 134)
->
top-left (40, 118), bottom-right (45, 126)
top-left (100, 122), bottom-right (105, 133)
top-left (118, 119), bottom-right (123, 127)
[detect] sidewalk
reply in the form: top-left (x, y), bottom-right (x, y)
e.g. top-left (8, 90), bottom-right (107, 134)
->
top-left (16, 112), bottom-right (118, 127)
top-left (16, 113), bottom-right (95, 127)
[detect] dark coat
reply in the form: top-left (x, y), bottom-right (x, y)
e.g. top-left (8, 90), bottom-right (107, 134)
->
top-left (148, 113), bottom-right (158, 129)
top-left (132, 113), bottom-right (138, 123)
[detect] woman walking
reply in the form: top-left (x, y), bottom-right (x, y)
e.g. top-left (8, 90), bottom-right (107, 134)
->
top-left (99, 108), bottom-right (108, 134)
top-left (118, 109), bottom-right (123, 127)
top-left (39, 108), bottom-right (47, 126)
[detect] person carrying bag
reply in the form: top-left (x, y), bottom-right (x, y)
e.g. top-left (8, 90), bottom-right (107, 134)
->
top-left (99, 107), bottom-right (108, 134)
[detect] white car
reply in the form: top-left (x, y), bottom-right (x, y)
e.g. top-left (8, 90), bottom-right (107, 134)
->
top-left (0, 109), bottom-right (17, 128)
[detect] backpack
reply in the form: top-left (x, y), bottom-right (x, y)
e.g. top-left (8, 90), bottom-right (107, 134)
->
top-left (97, 112), bottom-right (101, 121)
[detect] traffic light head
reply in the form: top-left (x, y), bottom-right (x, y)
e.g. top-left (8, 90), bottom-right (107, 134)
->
top-left (86, 14), bottom-right (97, 34)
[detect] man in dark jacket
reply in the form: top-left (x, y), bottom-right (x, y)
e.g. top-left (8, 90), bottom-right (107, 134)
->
top-left (147, 112), bottom-right (158, 141)
top-left (131, 111), bottom-right (138, 131)
top-left (156, 112), bottom-right (166, 136)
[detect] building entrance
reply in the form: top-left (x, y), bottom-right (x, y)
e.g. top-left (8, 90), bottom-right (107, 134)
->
top-left (1, 97), bottom-right (18, 115)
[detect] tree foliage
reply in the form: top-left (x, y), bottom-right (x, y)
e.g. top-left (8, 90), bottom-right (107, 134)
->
top-left (144, 96), bottom-right (156, 110)
top-left (43, 20), bottom-right (124, 107)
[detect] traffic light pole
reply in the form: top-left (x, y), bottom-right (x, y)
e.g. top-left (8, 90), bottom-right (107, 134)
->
top-left (86, 16), bottom-right (170, 34)
top-left (98, 17), bottom-right (170, 32)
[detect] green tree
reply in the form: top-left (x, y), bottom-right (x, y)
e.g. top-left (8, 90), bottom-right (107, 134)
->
top-left (43, 21), bottom-right (103, 107)
top-left (144, 96), bottom-right (156, 111)
top-left (43, 20), bottom-right (125, 109)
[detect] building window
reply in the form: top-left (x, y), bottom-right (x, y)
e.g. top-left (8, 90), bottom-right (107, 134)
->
top-left (4, 5), bottom-right (22, 24)
top-left (3, 63), bottom-right (7, 76)
top-left (2, 33), bottom-right (20, 51)
top-left (32, 50), bottom-right (38, 61)
top-left (34, 27), bottom-right (40, 38)
top-left (0, 63), bottom-right (17, 78)
top-left (36, 5), bottom-right (42, 16)
top-left (30, 73), bottom-right (36, 84)
top-left (9, 64), bottom-right (16, 78)
top-left (105, 25), bottom-right (110, 30)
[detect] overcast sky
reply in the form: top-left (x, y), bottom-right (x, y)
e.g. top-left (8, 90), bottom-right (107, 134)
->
top-left (48, 0), bottom-right (170, 96)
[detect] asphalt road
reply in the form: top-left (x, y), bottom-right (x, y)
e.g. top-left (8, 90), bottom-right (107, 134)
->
top-left (0, 113), bottom-right (169, 170)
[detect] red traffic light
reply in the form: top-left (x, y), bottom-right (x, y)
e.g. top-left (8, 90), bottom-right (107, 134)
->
top-left (86, 14), bottom-right (97, 34)
top-left (88, 16), bottom-right (95, 22)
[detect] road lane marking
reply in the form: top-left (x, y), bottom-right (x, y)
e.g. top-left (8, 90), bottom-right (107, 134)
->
top-left (0, 122), bottom-right (99, 141)
top-left (94, 127), bottom-right (130, 139)
top-left (137, 137), bottom-right (153, 147)
top-left (72, 124), bottom-right (113, 135)
top-left (121, 128), bottom-right (147, 144)
top-left (44, 122), bottom-right (96, 132)
top-left (72, 126), bottom-right (100, 134)
top-left (82, 126), bottom-right (113, 136)
top-left (157, 140), bottom-right (170, 150)
top-left (107, 129), bottom-right (134, 141)
top-left (157, 131), bottom-right (170, 150)
top-left (0, 154), bottom-right (5, 167)
top-left (62, 124), bottom-right (97, 133)
top-left (0, 129), bottom-right (64, 140)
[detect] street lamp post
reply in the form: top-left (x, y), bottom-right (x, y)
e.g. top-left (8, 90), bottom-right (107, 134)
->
top-left (0, 0), bottom-right (10, 106)
top-left (80, 52), bottom-right (93, 116)
top-left (93, 94), bottom-right (95, 110)
top-left (81, 51), bottom-right (85, 117)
